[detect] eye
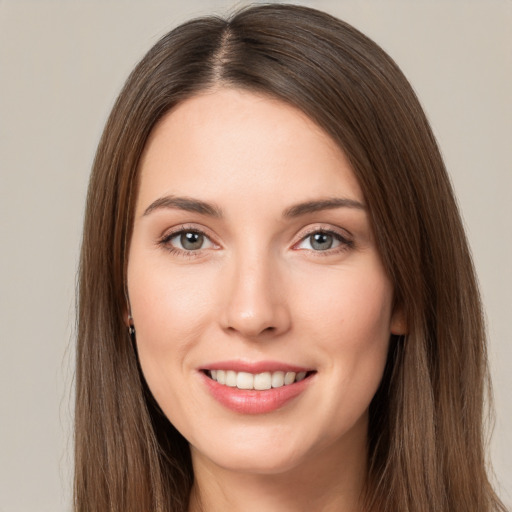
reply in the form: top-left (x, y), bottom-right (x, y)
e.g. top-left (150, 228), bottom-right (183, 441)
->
top-left (162, 229), bottom-right (216, 252)
top-left (295, 230), bottom-right (352, 252)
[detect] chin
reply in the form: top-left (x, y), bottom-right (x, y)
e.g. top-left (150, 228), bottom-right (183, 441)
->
top-left (193, 443), bottom-right (309, 476)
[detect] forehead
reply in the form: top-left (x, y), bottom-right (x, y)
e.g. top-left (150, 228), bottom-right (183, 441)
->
top-left (136, 88), bottom-right (363, 213)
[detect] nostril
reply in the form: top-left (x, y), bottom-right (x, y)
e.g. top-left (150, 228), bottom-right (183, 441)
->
top-left (225, 323), bottom-right (277, 337)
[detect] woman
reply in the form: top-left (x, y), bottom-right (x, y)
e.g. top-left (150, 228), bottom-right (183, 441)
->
top-left (75, 4), bottom-right (506, 511)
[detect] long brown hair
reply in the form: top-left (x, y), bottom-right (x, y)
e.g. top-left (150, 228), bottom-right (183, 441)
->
top-left (75, 4), bottom-right (506, 511)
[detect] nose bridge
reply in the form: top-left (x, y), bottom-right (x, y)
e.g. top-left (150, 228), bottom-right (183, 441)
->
top-left (222, 244), bottom-right (289, 338)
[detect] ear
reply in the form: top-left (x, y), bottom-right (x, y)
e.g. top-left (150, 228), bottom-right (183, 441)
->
top-left (390, 306), bottom-right (408, 336)
top-left (123, 309), bottom-right (132, 328)
top-left (123, 297), bottom-right (134, 328)
top-left (123, 285), bottom-right (134, 328)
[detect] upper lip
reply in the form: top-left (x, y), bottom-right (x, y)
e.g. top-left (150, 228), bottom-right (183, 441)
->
top-left (200, 360), bottom-right (314, 374)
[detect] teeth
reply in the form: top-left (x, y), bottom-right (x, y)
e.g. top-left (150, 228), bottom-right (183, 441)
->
top-left (236, 372), bottom-right (254, 389)
top-left (284, 372), bottom-right (296, 385)
top-left (271, 371), bottom-right (284, 388)
top-left (296, 371), bottom-right (307, 382)
top-left (226, 370), bottom-right (237, 387)
top-left (254, 372), bottom-right (272, 390)
top-left (208, 369), bottom-right (309, 390)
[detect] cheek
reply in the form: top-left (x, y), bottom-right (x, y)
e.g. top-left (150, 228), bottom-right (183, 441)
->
top-left (129, 260), bottom-right (213, 338)
top-left (292, 263), bottom-right (393, 412)
top-left (293, 264), bottom-right (393, 349)
top-left (127, 269), bottom-right (213, 435)
top-left (127, 260), bottom-right (215, 394)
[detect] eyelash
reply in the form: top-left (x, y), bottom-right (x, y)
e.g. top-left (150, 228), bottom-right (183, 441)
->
top-left (157, 226), bottom-right (354, 257)
top-left (293, 227), bottom-right (354, 255)
top-left (158, 225), bottom-right (214, 258)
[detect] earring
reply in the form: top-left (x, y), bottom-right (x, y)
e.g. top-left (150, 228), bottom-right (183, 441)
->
top-left (128, 315), bottom-right (136, 342)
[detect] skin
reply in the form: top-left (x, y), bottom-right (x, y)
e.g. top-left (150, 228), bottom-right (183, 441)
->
top-left (127, 88), bottom-right (405, 512)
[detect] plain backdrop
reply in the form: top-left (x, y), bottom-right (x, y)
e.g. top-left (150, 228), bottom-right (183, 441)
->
top-left (0, 1), bottom-right (510, 510)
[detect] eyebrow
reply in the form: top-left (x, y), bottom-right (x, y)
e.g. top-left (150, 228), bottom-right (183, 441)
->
top-left (283, 197), bottom-right (366, 218)
top-left (143, 196), bottom-right (223, 218)
top-left (142, 195), bottom-right (365, 218)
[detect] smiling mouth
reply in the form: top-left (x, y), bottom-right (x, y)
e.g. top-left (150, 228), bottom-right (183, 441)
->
top-left (204, 370), bottom-right (315, 390)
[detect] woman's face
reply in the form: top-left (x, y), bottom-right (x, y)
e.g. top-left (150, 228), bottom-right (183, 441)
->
top-left (127, 88), bottom-right (403, 476)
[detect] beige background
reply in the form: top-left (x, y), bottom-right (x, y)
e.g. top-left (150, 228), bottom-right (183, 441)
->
top-left (0, 1), bottom-right (510, 510)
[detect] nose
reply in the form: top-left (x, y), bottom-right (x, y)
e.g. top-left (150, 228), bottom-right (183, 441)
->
top-left (220, 252), bottom-right (291, 339)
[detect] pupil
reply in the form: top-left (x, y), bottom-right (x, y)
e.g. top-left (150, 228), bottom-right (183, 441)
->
top-left (181, 232), bottom-right (203, 250)
top-left (311, 232), bottom-right (333, 250)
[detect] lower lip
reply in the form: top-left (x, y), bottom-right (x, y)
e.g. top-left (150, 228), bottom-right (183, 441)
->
top-left (201, 372), bottom-right (313, 414)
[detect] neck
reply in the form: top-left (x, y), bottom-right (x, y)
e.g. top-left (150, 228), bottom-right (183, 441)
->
top-left (188, 420), bottom-right (368, 512)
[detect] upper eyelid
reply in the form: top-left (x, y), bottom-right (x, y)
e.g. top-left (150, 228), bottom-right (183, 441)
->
top-left (157, 223), bottom-right (353, 249)
top-left (160, 224), bottom-right (214, 241)
top-left (294, 224), bottom-right (353, 241)
top-left (292, 225), bottom-right (355, 252)
top-left (157, 226), bottom-right (219, 256)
